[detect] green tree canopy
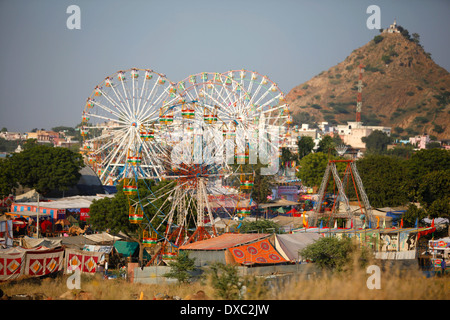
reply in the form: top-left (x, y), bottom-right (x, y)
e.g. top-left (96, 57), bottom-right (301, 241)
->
top-left (8, 144), bottom-right (84, 195)
top-left (88, 179), bottom-right (174, 237)
top-left (163, 251), bottom-right (196, 283)
top-left (296, 152), bottom-right (345, 188)
top-left (238, 219), bottom-right (282, 234)
top-left (361, 130), bottom-right (392, 154)
top-left (300, 236), bottom-right (370, 271)
top-left (0, 158), bottom-right (17, 197)
top-left (316, 135), bottom-right (338, 156)
top-left (355, 155), bottom-right (409, 207)
top-left (297, 136), bottom-right (315, 159)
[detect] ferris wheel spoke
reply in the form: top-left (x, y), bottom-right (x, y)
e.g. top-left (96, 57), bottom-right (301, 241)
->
top-left (102, 84), bottom-right (133, 120)
top-left (135, 77), bottom-right (161, 120)
top-left (97, 86), bottom-right (131, 120)
top-left (100, 128), bottom-right (133, 180)
top-left (87, 110), bottom-right (129, 126)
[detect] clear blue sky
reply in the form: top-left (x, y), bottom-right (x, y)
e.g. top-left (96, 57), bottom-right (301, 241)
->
top-left (0, 0), bottom-right (448, 132)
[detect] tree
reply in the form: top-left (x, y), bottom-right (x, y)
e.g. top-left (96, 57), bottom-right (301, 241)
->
top-left (296, 151), bottom-right (347, 191)
top-left (400, 204), bottom-right (426, 228)
top-left (207, 262), bottom-right (244, 300)
top-left (163, 251), bottom-right (196, 283)
top-left (9, 144), bottom-right (84, 195)
top-left (373, 35), bottom-right (384, 44)
top-left (416, 169), bottom-right (450, 219)
top-left (0, 158), bottom-right (17, 197)
top-left (280, 147), bottom-right (296, 168)
top-left (88, 179), bottom-right (174, 265)
top-left (316, 135), bottom-right (337, 156)
top-left (362, 130), bottom-right (392, 154)
top-left (407, 149), bottom-right (450, 186)
top-left (426, 142), bottom-right (441, 149)
top-left (356, 155), bottom-right (410, 207)
top-left (300, 236), bottom-right (370, 271)
top-left (238, 161), bottom-right (275, 205)
top-left (238, 219), bottom-right (281, 234)
top-left (412, 32), bottom-right (420, 45)
top-left (297, 136), bottom-right (315, 159)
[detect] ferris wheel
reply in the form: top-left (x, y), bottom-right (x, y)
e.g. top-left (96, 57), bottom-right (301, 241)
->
top-left (81, 67), bottom-right (290, 265)
top-left (222, 69), bottom-right (293, 149)
top-left (133, 72), bottom-right (260, 264)
top-left (80, 68), bottom-right (181, 185)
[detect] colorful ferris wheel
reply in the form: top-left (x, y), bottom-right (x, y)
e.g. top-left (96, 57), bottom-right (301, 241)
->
top-left (80, 68), bottom-right (181, 185)
top-left (81, 67), bottom-right (290, 265)
top-left (135, 72), bottom-right (260, 264)
top-left (222, 69), bottom-right (293, 149)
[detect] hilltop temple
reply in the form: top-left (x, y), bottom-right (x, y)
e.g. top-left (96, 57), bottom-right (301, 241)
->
top-left (383, 19), bottom-right (400, 34)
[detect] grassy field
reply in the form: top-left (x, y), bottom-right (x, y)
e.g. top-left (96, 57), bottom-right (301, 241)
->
top-left (0, 264), bottom-right (448, 300)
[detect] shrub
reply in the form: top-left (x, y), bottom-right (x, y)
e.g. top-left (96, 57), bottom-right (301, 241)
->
top-left (300, 237), bottom-right (371, 272)
top-left (373, 35), bottom-right (384, 44)
top-left (207, 263), bottom-right (244, 300)
top-left (163, 251), bottom-right (197, 283)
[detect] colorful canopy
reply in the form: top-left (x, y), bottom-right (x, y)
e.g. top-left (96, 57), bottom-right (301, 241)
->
top-left (228, 238), bottom-right (287, 265)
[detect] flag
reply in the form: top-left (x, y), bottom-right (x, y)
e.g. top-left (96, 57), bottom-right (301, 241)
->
top-left (376, 216), bottom-right (380, 229)
top-left (351, 219), bottom-right (353, 228)
top-left (368, 219), bottom-right (372, 229)
top-left (382, 218), bottom-right (386, 229)
top-left (320, 220), bottom-right (323, 229)
top-left (400, 218), bottom-right (403, 228)
top-left (414, 218), bottom-right (418, 228)
top-left (303, 213), bottom-right (308, 228)
top-left (334, 220), bottom-right (337, 229)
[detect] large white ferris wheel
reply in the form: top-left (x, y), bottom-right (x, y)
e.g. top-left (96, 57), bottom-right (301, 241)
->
top-left (81, 68), bottom-right (180, 185)
top-left (81, 67), bottom-right (291, 263)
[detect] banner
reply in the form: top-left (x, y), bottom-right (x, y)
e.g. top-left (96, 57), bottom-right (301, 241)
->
top-left (65, 248), bottom-right (104, 274)
top-left (24, 247), bottom-right (64, 276)
top-left (0, 248), bottom-right (25, 281)
top-left (0, 246), bottom-right (64, 281)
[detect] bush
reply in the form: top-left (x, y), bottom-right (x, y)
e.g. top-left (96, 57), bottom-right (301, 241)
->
top-left (381, 55), bottom-right (392, 64)
top-left (163, 251), bottom-right (197, 283)
top-left (373, 35), bottom-right (384, 44)
top-left (300, 237), bottom-right (371, 272)
top-left (207, 263), bottom-right (244, 300)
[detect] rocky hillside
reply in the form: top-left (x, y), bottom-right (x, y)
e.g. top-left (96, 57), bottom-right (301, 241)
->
top-left (286, 30), bottom-right (450, 140)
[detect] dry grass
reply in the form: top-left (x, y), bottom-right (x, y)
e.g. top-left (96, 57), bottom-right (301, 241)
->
top-left (0, 274), bottom-right (213, 300)
top-left (269, 267), bottom-right (449, 300)
top-left (1, 265), bottom-right (448, 300)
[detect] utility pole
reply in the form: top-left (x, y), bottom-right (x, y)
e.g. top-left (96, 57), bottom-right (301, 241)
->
top-left (36, 193), bottom-right (40, 238)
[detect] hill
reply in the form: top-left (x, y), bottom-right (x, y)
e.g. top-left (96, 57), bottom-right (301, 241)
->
top-left (286, 29), bottom-right (450, 140)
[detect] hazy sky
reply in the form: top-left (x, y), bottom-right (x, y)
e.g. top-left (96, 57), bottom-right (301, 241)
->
top-left (0, 0), bottom-right (449, 132)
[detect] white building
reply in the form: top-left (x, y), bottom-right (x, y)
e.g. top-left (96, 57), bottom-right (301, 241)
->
top-left (383, 19), bottom-right (401, 34)
top-left (335, 122), bottom-right (391, 150)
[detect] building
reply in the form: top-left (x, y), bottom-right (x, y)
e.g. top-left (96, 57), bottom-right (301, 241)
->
top-left (335, 121), bottom-right (391, 150)
top-left (409, 134), bottom-right (430, 150)
top-left (383, 19), bottom-right (401, 34)
top-left (0, 131), bottom-right (26, 141)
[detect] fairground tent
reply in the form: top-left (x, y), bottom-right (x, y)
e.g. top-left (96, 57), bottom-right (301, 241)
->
top-left (274, 233), bottom-right (321, 262)
top-left (179, 233), bottom-right (288, 266)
